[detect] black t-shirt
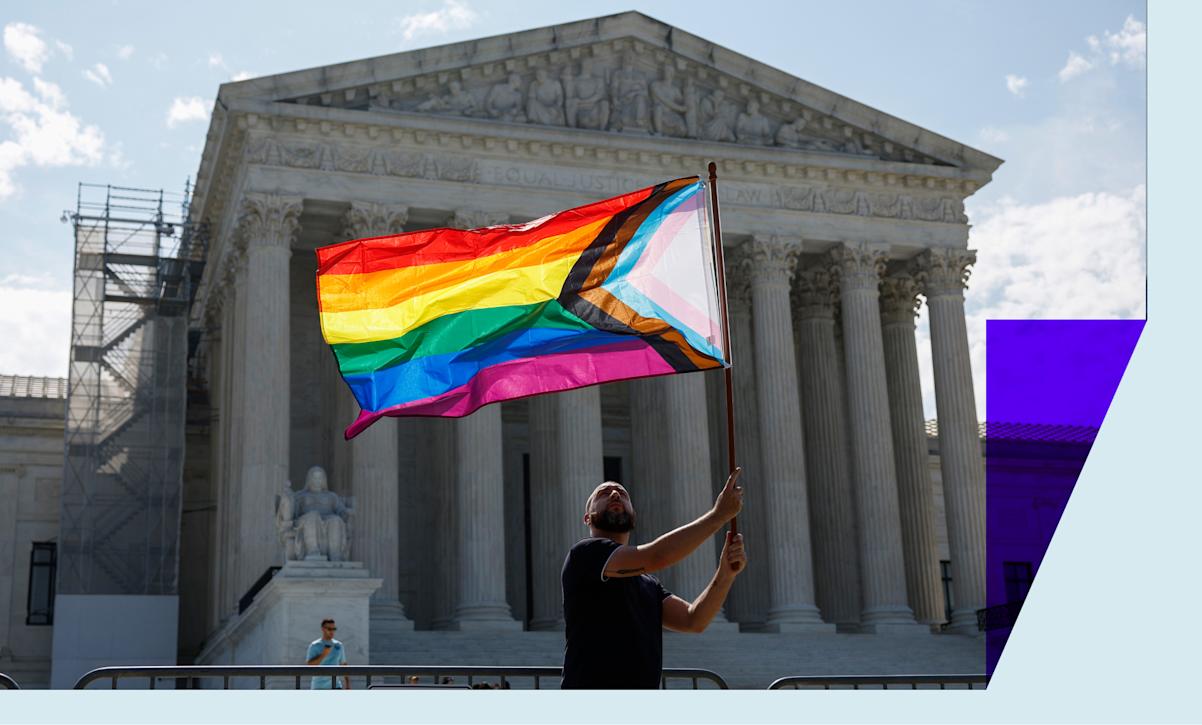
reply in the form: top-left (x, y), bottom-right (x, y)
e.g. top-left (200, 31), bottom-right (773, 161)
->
top-left (560, 537), bottom-right (672, 689)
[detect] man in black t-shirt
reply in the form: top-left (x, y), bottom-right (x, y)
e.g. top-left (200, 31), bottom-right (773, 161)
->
top-left (561, 469), bottom-right (746, 689)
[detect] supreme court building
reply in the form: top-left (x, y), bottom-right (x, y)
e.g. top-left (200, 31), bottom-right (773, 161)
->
top-left (3, 12), bottom-right (1002, 687)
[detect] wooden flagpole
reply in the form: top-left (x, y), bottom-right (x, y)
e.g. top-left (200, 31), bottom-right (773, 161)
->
top-left (707, 162), bottom-right (740, 545)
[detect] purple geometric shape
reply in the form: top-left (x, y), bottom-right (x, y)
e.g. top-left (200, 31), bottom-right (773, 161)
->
top-left (984, 319), bottom-right (1144, 677)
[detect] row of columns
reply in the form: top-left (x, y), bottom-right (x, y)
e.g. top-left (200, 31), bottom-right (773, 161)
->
top-left (207, 191), bottom-right (985, 636)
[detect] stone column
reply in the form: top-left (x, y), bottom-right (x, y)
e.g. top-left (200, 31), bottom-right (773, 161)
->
top-left (627, 378), bottom-right (669, 552)
top-left (647, 373), bottom-right (733, 627)
top-left (747, 236), bottom-right (826, 631)
top-left (426, 419), bottom-right (458, 629)
top-left (722, 252), bottom-right (768, 627)
top-left (833, 242), bottom-right (921, 632)
top-left (341, 202), bottom-right (413, 629)
top-left (453, 406), bottom-right (522, 629)
top-left (527, 388), bottom-right (604, 630)
top-left (917, 249), bottom-right (986, 633)
top-left (234, 193), bottom-right (301, 601)
top-left (880, 272), bottom-right (945, 626)
top-left (792, 262), bottom-right (861, 629)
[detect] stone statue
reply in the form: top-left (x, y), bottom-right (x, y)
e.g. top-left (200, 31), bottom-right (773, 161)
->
top-left (699, 89), bottom-right (736, 142)
top-left (775, 117), bottom-right (809, 148)
top-left (564, 58), bottom-right (610, 130)
top-left (608, 53), bottom-right (650, 132)
top-left (735, 99), bottom-right (774, 145)
top-left (649, 65), bottom-right (689, 137)
top-left (276, 466), bottom-right (353, 562)
top-left (416, 79), bottom-right (477, 116)
top-left (683, 78), bottom-right (701, 138)
top-left (485, 73), bottom-right (526, 123)
top-left (525, 67), bottom-right (565, 126)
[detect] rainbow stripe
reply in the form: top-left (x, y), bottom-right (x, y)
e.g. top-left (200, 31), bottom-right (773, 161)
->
top-left (316, 176), bottom-right (728, 439)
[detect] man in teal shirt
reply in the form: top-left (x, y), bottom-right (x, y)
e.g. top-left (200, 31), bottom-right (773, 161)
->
top-left (306, 619), bottom-right (350, 689)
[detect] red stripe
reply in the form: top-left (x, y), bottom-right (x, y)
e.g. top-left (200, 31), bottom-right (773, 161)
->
top-left (316, 181), bottom-right (681, 276)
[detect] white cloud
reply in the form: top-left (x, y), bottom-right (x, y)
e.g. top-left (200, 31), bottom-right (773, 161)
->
top-left (0, 75), bottom-right (106, 198)
top-left (83, 62), bottom-right (112, 87)
top-left (0, 275), bottom-right (70, 376)
top-left (1103, 16), bottom-right (1146, 68)
top-left (208, 52), bottom-right (225, 69)
top-left (165, 96), bottom-right (210, 128)
top-left (914, 186), bottom-right (1147, 420)
top-left (1060, 16), bottom-right (1146, 82)
top-left (54, 40), bottom-right (73, 61)
top-left (116, 45), bottom-right (135, 60)
top-left (399, 0), bottom-right (479, 41)
top-left (1058, 51), bottom-right (1094, 82)
top-left (1005, 74), bottom-right (1028, 97)
top-left (3, 22), bottom-right (49, 73)
top-left (231, 70), bottom-right (254, 82)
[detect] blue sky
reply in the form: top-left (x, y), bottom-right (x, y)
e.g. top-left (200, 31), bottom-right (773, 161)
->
top-left (0, 1), bottom-right (1147, 418)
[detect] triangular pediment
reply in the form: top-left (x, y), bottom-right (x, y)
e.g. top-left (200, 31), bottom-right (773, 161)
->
top-left (218, 12), bottom-right (999, 174)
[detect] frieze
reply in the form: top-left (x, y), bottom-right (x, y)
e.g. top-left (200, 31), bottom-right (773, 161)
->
top-left (283, 40), bottom-right (942, 166)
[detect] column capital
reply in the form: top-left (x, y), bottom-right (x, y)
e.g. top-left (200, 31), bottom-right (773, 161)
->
top-left (831, 242), bottom-right (888, 292)
top-left (236, 193), bottom-right (302, 252)
top-left (792, 262), bottom-right (839, 320)
top-left (452, 209), bottom-right (510, 229)
top-left (915, 247), bottom-right (977, 298)
top-left (344, 202), bottom-right (409, 239)
top-left (879, 272), bottom-right (922, 326)
top-left (748, 235), bottom-right (800, 286)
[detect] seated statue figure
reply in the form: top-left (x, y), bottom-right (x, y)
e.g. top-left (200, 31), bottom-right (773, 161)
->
top-left (276, 466), bottom-right (353, 563)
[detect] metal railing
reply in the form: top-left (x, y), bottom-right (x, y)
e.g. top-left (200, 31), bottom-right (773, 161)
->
top-left (74, 665), bottom-right (728, 690)
top-left (977, 600), bottom-right (1024, 631)
top-left (768, 674), bottom-right (987, 690)
top-left (0, 672), bottom-right (19, 690)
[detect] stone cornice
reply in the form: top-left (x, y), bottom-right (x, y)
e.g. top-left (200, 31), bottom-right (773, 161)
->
top-left (216, 12), bottom-right (1001, 175)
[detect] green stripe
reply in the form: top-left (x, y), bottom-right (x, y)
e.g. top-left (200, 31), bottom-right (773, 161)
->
top-left (332, 300), bottom-right (594, 375)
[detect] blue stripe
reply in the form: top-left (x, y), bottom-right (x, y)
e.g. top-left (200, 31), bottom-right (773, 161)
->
top-left (602, 279), bottom-right (726, 363)
top-left (605, 182), bottom-right (703, 285)
top-left (345, 325), bottom-right (638, 411)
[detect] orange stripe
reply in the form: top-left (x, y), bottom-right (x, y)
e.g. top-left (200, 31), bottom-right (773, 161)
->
top-left (318, 216), bottom-right (611, 313)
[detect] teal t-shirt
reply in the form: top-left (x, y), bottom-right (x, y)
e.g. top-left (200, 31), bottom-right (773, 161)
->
top-left (307, 638), bottom-right (347, 689)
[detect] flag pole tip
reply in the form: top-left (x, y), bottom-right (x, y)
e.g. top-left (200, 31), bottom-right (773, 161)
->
top-left (707, 161), bottom-right (717, 178)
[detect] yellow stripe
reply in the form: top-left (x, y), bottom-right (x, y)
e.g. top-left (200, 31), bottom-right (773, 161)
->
top-left (320, 254), bottom-right (580, 344)
top-left (318, 218), bottom-right (610, 313)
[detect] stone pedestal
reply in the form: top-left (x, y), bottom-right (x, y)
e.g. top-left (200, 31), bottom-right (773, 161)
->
top-left (196, 561), bottom-right (381, 687)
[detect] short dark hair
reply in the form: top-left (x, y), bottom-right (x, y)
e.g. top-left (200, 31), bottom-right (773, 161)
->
top-left (321, 618), bottom-right (335, 627)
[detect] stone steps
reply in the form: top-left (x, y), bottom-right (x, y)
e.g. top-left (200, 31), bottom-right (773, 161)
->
top-left (368, 630), bottom-right (983, 689)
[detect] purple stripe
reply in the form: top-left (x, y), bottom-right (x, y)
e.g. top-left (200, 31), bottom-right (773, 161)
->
top-left (344, 340), bottom-right (680, 438)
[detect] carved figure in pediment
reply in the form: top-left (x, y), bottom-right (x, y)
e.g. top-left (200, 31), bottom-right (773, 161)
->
top-left (735, 99), bottom-right (775, 145)
top-left (649, 65), bottom-right (688, 137)
top-left (417, 79), bottom-right (478, 116)
top-left (486, 73), bottom-right (527, 123)
top-left (564, 58), bottom-right (610, 130)
top-left (699, 89), bottom-right (737, 142)
top-left (526, 68), bottom-right (565, 126)
top-left (775, 118), bottom-right (809, 148)
top-left (683, 79), bottom-right (701, 138)
top-left (608, 53), bottom-right (650, 132)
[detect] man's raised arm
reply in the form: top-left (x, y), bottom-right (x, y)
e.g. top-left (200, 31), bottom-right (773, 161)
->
top-left (604, 468), bottom-right (742, 578)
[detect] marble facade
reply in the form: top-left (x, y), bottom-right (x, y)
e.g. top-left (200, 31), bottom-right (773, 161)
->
top-left (182, 11), bottom-right (999, 652)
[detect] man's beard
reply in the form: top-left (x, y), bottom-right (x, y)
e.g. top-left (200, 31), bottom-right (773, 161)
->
top-left (593, 508), bottom-right (636, 533)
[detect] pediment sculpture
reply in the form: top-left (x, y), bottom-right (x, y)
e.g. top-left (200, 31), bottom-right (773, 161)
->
top-left (275, 465), bottom-right (354, 562)
top-left (313, 46), bottom-right (895, 160)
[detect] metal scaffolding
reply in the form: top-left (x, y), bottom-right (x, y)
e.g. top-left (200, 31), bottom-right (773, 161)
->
top-left (59, 183), bottom-right (207, 596)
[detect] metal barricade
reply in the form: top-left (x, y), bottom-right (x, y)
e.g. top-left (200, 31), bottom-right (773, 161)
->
top-left (73, 665), bottom-right (728, 690)
top-left (768, 674), bottom-right (987, 690)
top-left (0, 673), bottom-right (19, 690)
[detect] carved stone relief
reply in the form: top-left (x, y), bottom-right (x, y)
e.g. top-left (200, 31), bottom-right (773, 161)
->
top-left (287, 42), bottom-right (941, 164)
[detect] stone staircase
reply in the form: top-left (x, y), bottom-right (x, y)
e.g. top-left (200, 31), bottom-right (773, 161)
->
top-left (370, 629), bottom-right (983, 689)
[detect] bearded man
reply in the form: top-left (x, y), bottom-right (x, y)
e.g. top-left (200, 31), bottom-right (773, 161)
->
top-left (560, 470), bottom-right (747, 689)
